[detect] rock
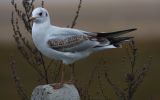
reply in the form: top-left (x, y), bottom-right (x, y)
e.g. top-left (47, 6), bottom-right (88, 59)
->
top-left (31, 84), bottom-right (80, 100)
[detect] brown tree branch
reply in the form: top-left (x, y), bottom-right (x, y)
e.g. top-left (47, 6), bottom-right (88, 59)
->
top-left (70, 0), bottom-right (82, 28)
top-left (10, 56), bottom-right (29, 100)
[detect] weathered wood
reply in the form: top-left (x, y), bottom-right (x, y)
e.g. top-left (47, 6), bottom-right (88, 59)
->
top-left (31, 84), bottom-right (80, 100)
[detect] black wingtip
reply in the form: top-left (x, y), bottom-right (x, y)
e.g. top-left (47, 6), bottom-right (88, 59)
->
top-left (127, 28), bottom-right (137, 32)
top-left (111, 36), bottom-right (134, 47)
top-left (96, 28), bottom-right (137, 37)
top-left (114, 28), bottom-right (137, 34)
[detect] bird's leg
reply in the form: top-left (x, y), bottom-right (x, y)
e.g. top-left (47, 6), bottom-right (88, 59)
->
top-left (66, 63), bottom-right (75, 84)
top-left (60, 63), bottom-right (65, 84)
top-left (51, 61), bottom-right (65, 89)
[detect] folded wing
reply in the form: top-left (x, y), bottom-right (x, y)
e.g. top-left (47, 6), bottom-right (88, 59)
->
top-left (47, 28), bottom-right (99, 52)
top-left (47, 28), bottom-right (137, 52)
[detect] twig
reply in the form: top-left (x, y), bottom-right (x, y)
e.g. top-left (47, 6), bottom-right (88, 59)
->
top-left (11, 0), bottom-right (52, 83)
top-left (87, 64), bottom-right (98, 89)
top-left (39, 53), bottom-right (49, 84)
top-left (70, 0), bottom-right (82, 28)
top-left (105, 72), bottom-right (126, 100)
top-left (11, 13), bottom-right (44, 78)
top-left (10, 56), bottom-right (29, 100)
top-left (54, 61), bottom-right (63, 82)
top-left (46, 60), bottom-right (54, 71)
top-left (41, 0), bottom-right (44, 8)
top-left (97, 71), bottom-right (109, 100)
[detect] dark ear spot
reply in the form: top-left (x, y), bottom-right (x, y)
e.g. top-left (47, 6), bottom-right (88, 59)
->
top-left (39, 12), bottom-right (42, 16)
top-left (46, 13), bottom-right (48, 16)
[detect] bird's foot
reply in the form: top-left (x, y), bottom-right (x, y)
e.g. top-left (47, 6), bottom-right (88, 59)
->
top-left (50, 83), bottom-right (63, 89)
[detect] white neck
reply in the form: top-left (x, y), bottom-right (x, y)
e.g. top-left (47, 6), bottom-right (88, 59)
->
top-left (33, 18), bottom-right (51, 31)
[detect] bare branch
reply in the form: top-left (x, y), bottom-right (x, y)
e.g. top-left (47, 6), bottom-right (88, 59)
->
top-left (10, 56), bottom-right (29, 100)
top-left (41, 0), bottom-right (44, 8)
top-left (70, 0), bottom-right (82, 28)
top-left (97, 71), bottom-right (109, 100)
top-left (11, 13), bottom-right (44, 78)
top-left (39, 53), bottom-right (49, 84)
top-left (105, 72), bottom-right (126, 100)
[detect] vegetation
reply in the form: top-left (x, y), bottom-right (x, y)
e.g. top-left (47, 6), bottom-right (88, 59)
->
top-left (10, 0), bottom-right (152, 100)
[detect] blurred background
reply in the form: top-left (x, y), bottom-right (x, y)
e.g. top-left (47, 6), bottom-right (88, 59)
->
top-left (0, 0), bottom-right (160, 100)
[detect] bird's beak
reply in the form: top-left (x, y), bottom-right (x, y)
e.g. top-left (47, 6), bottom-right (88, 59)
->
top-left (29, 17), bottom-right (37, 22)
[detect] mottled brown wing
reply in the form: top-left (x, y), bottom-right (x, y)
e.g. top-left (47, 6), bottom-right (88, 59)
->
top-left (47, 35), bottom-right (89, 52)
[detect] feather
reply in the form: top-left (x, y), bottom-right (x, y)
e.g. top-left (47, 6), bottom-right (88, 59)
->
top-left (96, 28), bottom-right (137, 37)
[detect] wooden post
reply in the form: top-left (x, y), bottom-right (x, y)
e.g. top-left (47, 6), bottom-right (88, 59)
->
top-left (31, 84), bottom-right (80, 100)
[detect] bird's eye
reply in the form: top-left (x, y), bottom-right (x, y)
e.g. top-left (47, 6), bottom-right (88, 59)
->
top-left (39, 12), bottom-right (42, 16)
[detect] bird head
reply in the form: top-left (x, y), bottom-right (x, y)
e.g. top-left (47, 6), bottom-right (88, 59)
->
top-left (30, 7), bottom-right (50, 24)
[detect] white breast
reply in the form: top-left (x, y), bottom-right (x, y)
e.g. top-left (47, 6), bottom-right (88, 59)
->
top-left (32, 24), bottom-right (92, 64)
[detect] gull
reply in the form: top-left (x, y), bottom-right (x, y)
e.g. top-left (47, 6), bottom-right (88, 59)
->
top-left (30, 7), bottom-right (137, 89)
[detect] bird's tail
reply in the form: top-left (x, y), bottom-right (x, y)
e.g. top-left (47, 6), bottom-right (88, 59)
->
top-left (95, 28), bottom-right (137, 47)
top-left (96, 28), bottom-right (137, 37)
top-left (107, 36), bottom-right (134, 47)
